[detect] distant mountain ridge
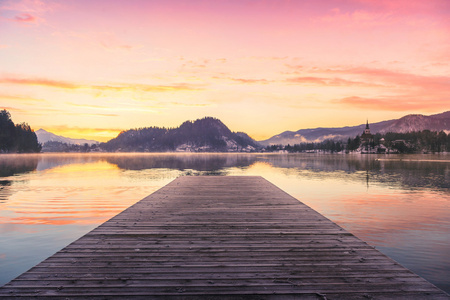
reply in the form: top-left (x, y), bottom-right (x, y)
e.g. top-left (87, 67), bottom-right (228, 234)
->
top-left (102, 117), bottom-right (261, 152)
top-left (35, 111), bottom-right (450, 150)
top-left (36, 129), bottom-right (99, 146)
top-left (259, 111), bottom-right (450, 146)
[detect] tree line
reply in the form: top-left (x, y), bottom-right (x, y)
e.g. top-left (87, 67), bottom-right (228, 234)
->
top-left (0, 110), bottom-right (41, 153)
top-left (41, 141), bottom-right (99, 153)
top-left (265, 130), bottom-right (450, 154)
top-left (381, 130), bottom-right (450, 153)
top-left (265, 140), bottom-right (344, 153)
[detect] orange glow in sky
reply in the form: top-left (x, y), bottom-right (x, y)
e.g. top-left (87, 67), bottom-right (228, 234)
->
top-left (1, 0), bottom-right (449, 141)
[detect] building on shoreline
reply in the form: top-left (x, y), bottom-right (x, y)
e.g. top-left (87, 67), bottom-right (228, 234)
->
top-left (360, 120), bottom-right (375, 153)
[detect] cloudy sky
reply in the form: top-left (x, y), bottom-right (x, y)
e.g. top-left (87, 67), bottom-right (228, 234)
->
top-left (1, 0), bottom-right (449, 141)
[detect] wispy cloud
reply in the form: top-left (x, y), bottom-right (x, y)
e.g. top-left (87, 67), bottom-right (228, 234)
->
top-left (286, 76), bottom-right (379, 87)
top-left (98, 32), bottom-right (139, 51)
top-left (245, 56), bottom-right (290, 62)
top-left (0, 77), bottom-right (78, 89)
top-left (318, 8), bottom-right (394, 27)
top-left (212, 76), bottom-right (271, 84)
top-left (288, 64), bottom-right (450, 93)
top-left (134, 83), bottom-right (202, 92)
top-left (91, 83), bottom-right (202, 92)
top-left (65, 103), bottom-right (120, 116)
top-left (335, 96), bottom-right (449, 112)
top-left (66, 103), bottom-right (109, 109)
top-left (66, 101), bottom-right (164, 114)
top-left (165, 101), bottom-right (210, 107)
top-left (0, 75), bottom-right (203, 92)
top-left (327, 67), bottom-right (450, 100)
top-left (17, 107), bottom-right (67, 115)
top-left (316, 1), bottom-right (450, 28)
top-left (13, 13), bottom-right (36, 23)
top-left (350, 0), bottom-right (450, 16)
top-left (0, 93), bottom-right (46, 102)
top-left (0, 0), bottom-right (59, 26)
top-left (229, 78), bottom-right (270, 84)
top-left (231, 78), bottom-right (270, 84)
top-left (82, 113), bottom-right (119, 117)
top-left (0, 0), bottom-right (57, 14)
top-left (0, 106), bottom-right (27, 113)
top-left (284, 64), bottom-right (450, 112)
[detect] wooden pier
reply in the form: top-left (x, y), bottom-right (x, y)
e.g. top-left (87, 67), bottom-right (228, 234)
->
top-left (1, 176), bottom-right (448, 299)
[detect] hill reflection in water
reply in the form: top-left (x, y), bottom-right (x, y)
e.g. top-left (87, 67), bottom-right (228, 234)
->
top-left (104, 153), bottom-right (258, 173)
top-left (0, 153), bottom-right (449, 292)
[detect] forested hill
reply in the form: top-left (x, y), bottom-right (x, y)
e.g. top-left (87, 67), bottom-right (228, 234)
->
top-left (101, 117), bottom-right (261, 152)
top-left (260, 111), bottom-right (450, 146)
top-left (0, 110), bottom-right (41, 153)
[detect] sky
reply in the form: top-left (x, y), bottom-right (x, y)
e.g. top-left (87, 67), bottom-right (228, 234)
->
top-left (1, 0), bottom-right (449, 142)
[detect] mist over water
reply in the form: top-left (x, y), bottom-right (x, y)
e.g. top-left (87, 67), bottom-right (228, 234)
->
top-left (0, 153), bottom-right (449, 293)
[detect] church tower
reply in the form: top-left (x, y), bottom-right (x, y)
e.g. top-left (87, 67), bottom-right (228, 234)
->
top-left (364, 120), bottom-right (371, 135)
top-left (361, 120), bottom-right (374, 151)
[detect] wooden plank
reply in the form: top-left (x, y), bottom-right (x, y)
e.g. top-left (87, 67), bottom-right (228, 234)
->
top-left (0, 176), bottom-right (448, 299)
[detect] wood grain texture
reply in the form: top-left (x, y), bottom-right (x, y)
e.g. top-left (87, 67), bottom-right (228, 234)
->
top-left (1, 176), bottom-right (448, 299)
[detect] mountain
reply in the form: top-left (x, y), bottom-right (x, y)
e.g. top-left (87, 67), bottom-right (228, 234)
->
top-left (101, 117), bottom-right (261, 152)
top-left (259, 111), bottom-right (450, 146)
top-left (36, 129), bottom-right (99, 146)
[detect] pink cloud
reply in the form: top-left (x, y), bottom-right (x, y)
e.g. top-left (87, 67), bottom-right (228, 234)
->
top-left (0, 0), bottom-right (58, 14)
top-left (315, 0), bottom-right (450, 36)
top-left (352, 0), bottom-right (450, 15)
top-left (336, 96), bottom-right (449, 112)
top-left (180, 58), bottom-right (211, 69)
top-left (13, 13), bottom-right (36, 23)
top-left (0, 0), bottom-right (61, 25)
top-left (320, 8), bottom-right (393, 26)
top-left (286, 65), bottom-right (450, 112)
top-left (337, 67), bottom-right (450, 92)
top-left (99, 33), bottom-right (135, 51)
top-left (290, 66), bottom-right (450, 92)
top-left (229, 78), bottom-right (270, 84)
top-left (211, 76), bottom-right (271, 84)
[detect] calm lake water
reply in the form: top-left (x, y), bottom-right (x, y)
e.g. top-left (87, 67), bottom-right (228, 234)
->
top-left (0, 153), bottom-right (449, 293)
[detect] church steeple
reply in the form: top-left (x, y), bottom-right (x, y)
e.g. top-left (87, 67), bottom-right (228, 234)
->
top-left (361, 119), bottom-right (375, 153)
top-left (364, 120), bottom-right (371, 135)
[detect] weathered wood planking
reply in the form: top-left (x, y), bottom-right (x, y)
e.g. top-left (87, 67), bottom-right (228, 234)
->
top-left (1, 176), bottom-right (448, 299)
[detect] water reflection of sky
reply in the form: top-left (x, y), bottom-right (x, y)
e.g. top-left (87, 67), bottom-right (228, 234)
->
top-left (0, 153), bottom-right (449, 293)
